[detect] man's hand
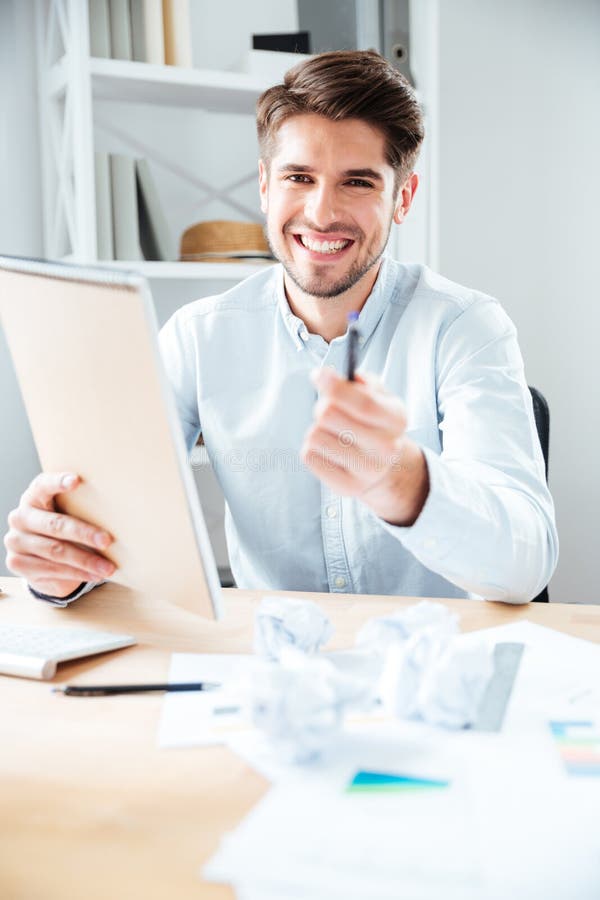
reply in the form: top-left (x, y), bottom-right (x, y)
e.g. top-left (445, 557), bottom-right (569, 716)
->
top-left (4, 473), bottom-right (116, 598)
top-left (301, 368), bottom-right (429, 526)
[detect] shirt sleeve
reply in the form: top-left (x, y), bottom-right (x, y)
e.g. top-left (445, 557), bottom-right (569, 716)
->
top-left (27, 579), bottom-right (103, 607)
top-left (381, 299), bottom-right (559, 604)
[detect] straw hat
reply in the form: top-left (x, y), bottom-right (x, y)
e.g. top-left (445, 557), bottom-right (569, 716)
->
top-left (179, 220), bottom-right (272, 262)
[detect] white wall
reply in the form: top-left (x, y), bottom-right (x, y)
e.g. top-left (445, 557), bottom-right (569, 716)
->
top-left (438, 0), bottom-right (600, 602)
top-left (191, 0), bottom-right (298, 71)
top-left (0, 0), bottom-right (43, 574)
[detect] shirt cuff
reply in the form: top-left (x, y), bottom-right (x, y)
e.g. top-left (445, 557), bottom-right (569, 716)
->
top-left (27, 579), bottom-right (103, 607)
top-left (375, 447), bottom-right (516, 600)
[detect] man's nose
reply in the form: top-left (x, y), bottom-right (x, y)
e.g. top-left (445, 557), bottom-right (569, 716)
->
top-left (304, 183), bottom-right (340, 228)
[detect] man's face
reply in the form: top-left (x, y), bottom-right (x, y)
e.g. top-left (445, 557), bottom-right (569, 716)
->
top-left (259, 114), bottom-right (408, 300)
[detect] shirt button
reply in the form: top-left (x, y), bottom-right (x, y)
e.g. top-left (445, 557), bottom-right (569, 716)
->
top-left (423, 538), bottom-right (437, 550)
top-left (299, 328), bottom-right (309, 341)
top-left (334, 576), bottom-right (347, 589)
top-left (326, 505), bottom-right (338, 518)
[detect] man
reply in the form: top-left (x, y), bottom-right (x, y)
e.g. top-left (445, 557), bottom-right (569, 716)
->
top-left (4, 50), bottom-right (557, 605)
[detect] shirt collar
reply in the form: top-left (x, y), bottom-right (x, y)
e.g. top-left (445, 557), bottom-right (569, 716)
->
top-left (275, 257), bottom-right (394, 351)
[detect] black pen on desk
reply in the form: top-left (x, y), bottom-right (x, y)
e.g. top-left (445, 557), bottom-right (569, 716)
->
top-left (52, 682), bottom-right (221, 697)
top-left (346, 311), bottom-right (360, 381)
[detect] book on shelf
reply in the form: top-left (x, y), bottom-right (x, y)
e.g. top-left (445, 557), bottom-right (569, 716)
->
top-left (136, 158), bottom-right (175, 261)
top-left (91, 0), bottom-right (192, 65)
top-left (110, 154), bottom-right (142, 260)
top-left (94, 151), bottom-right (115, 260)
top-left (108, 0), bottom-right (133, 60)
top-left (89, 0), bottom-right (112, 58)
top-left (130, 0), bottom-right (165, 65)
top-left (162, 0), bottom-right (193, 67)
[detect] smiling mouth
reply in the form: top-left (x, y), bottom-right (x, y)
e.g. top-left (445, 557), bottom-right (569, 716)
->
top-left (294, 234), bottom-right (353, 255)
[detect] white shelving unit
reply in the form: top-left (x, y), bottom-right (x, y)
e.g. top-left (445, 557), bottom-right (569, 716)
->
top-left (34, 0), bottom-right (274, 281)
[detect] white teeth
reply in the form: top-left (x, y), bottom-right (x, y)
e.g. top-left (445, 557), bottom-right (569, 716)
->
top-left (299, 236), bottom-right (350, 254)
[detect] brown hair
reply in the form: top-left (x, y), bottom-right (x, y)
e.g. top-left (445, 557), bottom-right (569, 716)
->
top-left (256, 50), bottom-right (424, 190)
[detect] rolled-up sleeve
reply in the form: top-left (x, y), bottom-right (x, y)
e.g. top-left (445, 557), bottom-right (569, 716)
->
top-left (382, 300), bottom-right (559, 603)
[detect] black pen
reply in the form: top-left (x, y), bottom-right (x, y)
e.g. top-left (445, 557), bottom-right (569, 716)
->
top-left (52, 681), bottom-right (221, 697)
top-left (346, 311), bottom-right (360, 381)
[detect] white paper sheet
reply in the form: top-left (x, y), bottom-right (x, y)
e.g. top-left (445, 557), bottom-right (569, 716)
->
top-left (198, 622), bottom-right (600, 899)
top-left (463, 731), bottom-right (600, 899)
top-left (456, 620), bottom-right (600, 728)
top-left (157, 653), bottom-right (253, 748)
top-left (206, 727), bottom-right (600, 900)
top-left (205, 724), bottom-right (484, 900)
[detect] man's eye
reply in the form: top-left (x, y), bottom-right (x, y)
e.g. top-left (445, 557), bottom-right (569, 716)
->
top-left (347, 179), bottom-right (373, 188)
top-left (286, 174), bottom-right (312, 183)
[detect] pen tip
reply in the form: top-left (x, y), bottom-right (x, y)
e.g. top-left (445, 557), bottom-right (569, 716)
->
top-left (347, 311), bottom-right (359, 323)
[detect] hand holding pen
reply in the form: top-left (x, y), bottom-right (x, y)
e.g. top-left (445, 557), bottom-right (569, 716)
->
top-left (302, 312), bottom-right (429, 525)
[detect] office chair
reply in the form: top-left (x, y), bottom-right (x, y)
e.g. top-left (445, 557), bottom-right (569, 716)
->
top-left (528, 386), bottom-right (550, 602)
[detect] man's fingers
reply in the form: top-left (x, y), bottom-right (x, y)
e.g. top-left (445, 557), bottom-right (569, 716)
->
top-left (5, 471), bottom-right (115, 588)
top-left (5, 550), bottom-right (103, 584)
top-left (302, 426), bottom-right (390, 484)
top-left (13, 506), bottom-right (112, 552)
top-left (313, 406), bottom-right (403, 453)
top-left (301, 447), bottom-right (356, 496)
top-left (21, 471), bottom-right (81, 510)
top-left (4, 530), bottom-right (114, 580)
top-left (323, 388), bottom-right (406, 430)
top-left (313, 370), bottom-right (406, 430)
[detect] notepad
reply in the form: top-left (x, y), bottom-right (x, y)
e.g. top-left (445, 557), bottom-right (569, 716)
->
top-left (0, 255), bottom-right (221, 619)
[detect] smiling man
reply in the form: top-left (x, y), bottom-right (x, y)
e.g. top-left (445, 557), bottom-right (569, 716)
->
top-left (5, 50), bottom-right (558, 605)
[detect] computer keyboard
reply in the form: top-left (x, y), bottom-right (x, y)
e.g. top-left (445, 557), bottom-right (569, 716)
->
top-left (0, 624), bottom-right (136, 680)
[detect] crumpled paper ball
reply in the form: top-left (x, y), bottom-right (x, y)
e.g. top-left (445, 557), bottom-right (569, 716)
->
top-left (381, 630), bottom-right (494, 729)
top-left (249, 597), bottom-right (494, 758)
top-left (355, 600), bottom-right (459, 652)
top-left (417, 640), bottom-right (494, 729)
top-left (357, 601), bottom-right (493, 729)
top-left (325, 648), bottom-right (384, 711)
top-left (254, 596), bottom-right (334, 661)
top-left (249, 648), bottom-right (352, 763)
top-left (380, 627), bottom-right (448, 720)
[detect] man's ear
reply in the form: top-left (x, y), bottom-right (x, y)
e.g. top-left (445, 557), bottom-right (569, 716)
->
top-left (393, 172), bottom-right (419, 225)
top-left (258, 159), bottom-right (268, 214)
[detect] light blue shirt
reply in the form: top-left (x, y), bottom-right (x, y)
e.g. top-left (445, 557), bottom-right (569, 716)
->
top-left (157, 257), bottom-right (558, 603)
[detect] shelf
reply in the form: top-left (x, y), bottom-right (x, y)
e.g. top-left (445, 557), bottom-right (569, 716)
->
top-left (93, 260), bottom-right (276, 280)
top-left (88, 58), bottom-right (270, 113)
top-left (48, 58), bottom-right (270, 112)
